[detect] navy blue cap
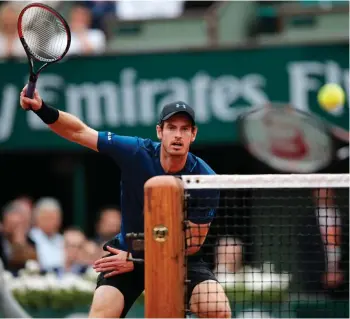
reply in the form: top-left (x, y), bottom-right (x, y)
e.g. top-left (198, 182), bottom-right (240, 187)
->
top-left (158, 101), bottom-right (195, 125)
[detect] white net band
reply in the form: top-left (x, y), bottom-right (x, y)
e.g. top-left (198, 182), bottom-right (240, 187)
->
top-left (182, 174), bottom-right (349, 189)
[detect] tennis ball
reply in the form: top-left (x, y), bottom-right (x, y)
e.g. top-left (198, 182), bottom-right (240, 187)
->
top-left (317, 83), bottom-right (346, 111)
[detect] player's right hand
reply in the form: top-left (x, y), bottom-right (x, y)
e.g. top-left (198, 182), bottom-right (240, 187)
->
top-left (20, 86), bottom-right (42, 111)
top-left (93, 246), bottom-right (134, 278)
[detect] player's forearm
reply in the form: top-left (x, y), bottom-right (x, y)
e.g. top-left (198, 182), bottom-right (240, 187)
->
top-left (33, 100), bottom-right (86, 142)
top-left (185, 222), bottom-right (209, 255)
top-left (49, 110), bottom-right (87, 143)
top-left (185, 231), bottom-right (205, 255)
top-left (186, 245), bottom-right (201, 256)
top-left (33, 101), bottom-right (98, 151)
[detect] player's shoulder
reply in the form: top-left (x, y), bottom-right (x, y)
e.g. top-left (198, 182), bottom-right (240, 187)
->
top-left (138, 138), bottom-right (160, 154)
top-left (187, 154), bottom-right (219, 200)
top-left (98, 131), bottom-right (161, 158)
top-left (139, 138), bottom-right (160, 158)
top-left (189, 153), bottom-right (216, 175)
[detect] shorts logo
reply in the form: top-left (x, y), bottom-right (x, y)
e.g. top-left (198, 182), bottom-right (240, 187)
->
top-left (208, 209), bottom-right (215, 217)
top-left (107, 132), bottom-right (112, 141)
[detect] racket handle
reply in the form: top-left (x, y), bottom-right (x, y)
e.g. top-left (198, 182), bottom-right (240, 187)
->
top-left (25, 80), bottom-right (37, 99)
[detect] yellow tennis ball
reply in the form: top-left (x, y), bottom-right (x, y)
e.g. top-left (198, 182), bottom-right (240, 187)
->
top-left (317, 83), bottom-right (346, 111)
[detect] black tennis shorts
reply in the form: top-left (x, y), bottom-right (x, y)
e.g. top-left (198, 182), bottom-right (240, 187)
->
top-left (96, 240), bottom-right (218, 318)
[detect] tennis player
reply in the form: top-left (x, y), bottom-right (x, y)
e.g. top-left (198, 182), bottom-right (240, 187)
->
top-left (20, 87), bottom-right (231, 318)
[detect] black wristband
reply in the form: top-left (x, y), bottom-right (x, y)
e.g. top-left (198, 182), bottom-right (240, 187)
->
top-left (34, 101), bottom-right (59, 124)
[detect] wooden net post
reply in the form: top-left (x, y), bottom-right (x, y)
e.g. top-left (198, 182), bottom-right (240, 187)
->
top-left (144, 176), bottom-right (185, 318)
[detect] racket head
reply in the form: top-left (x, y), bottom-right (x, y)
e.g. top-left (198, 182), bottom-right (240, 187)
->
top-left (238, 103), bottom-right (335, 173)
top-left (17, 2), bottom-right (71, 65)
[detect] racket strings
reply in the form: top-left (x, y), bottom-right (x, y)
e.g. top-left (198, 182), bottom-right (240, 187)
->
top-left (21, 6), bottom-right (68, 62)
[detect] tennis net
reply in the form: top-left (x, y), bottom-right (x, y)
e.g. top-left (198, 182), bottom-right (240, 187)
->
top-left (182, 174), bottom-right (349, 318)
top-left (144, 174), bottom-right (349, 318)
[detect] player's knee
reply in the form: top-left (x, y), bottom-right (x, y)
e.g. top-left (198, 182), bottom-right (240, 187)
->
top-left (212, 304), bottom-right (232, 319)
top-left (89, 286), bottom-right (124, 318)
top-left (194, 303), bottom-right (231, 318)
top-left (190, 280), bottom-right (232, 319)
top-left (214, 296), bottom-right (232, 318)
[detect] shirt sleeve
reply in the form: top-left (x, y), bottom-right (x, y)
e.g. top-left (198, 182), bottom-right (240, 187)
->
top-left (187, 189), bottom-right (219, 224)
top-left (97, 131), bottom-right (139, 169)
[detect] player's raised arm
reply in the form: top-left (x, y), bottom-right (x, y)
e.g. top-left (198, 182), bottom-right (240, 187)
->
top-left (20, 87), bottom-right (99, 151)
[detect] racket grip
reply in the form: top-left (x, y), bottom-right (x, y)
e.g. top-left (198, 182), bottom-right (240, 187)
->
top-left (25, 80), bottom-right (37, 99)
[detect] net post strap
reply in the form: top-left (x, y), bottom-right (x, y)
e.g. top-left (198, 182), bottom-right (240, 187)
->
top-left (181, 174), bottom-right (349, 189)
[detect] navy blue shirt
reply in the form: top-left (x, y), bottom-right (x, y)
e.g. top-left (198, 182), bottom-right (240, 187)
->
top-left (97, 132), bottom-right (219, 253)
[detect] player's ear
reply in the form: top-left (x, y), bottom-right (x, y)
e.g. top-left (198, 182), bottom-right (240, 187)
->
top-left (191, 126), bottom-right (198, 143)
top-left (156, 124), bottom-right (162, 141)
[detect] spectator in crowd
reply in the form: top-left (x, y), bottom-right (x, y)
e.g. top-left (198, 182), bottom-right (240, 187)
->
top-left (82, 1), bottom-right (117, 31)
top-left (67, 3), bottom-right (106, 56)
top-left (0, 2), bottom-right (26, 59)
top-left (0, 226), bottom-right (7, 269)
top-left (314, 188), bottom-right (348, 294)
top-left (29, 197), bottom-right (64, 272)
top-left (297, 188), bottom-right (349, 300)
top-left (62, 226), bottom-right (88, 275)
top-left (12, 196), bottom-right (33, 234)
top-left (14, 195), bottom-right (33, 210)
top-left (80, 239), bottom-right (102, 264)
top-left (214, 237), bottom-right (243, 284)
top-left (94, 206), bottom-right (121, 247)
top-left (15, 1), bottom-right (63, 10)
top-left (0, 201), bottom-right (37, 275)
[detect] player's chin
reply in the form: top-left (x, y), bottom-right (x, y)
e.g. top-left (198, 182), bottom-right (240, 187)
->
top-left (167, 147), bottom-right (187, 156)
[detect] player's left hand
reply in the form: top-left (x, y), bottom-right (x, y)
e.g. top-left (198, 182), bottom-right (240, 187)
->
top-left (93, 246), bottom-right (134, 278)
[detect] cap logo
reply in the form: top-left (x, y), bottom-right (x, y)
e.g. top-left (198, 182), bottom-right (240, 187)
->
top-left (176, 103), bottom-right (186, 109)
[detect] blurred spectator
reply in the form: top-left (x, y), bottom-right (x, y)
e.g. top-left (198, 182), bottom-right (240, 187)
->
top-left (16, 1), bottom-right (62, 10)
top-left (116, 0), bottom-right (185, 20)
top-left (62, 227), bottom-right (88, 275)
top-left (297, 188), bottom-right (349, 300)
top-left (0, 2), bottom-right (26, 59)
top-left (80, 240), bottom-right (102, 264)
top-left (1, 201), bottom-right (37, 275)
top-left (12, 196), bottom-right (33, 233)
top-left (314, 189), bottom-right (345, 290)
top-left (94, 206), bottom-right (121, 247)
top-left (0, 227), bottom-right (7, 268)
top-left (14, 195), bottom-right (33, 211)
top-left (214, 237), bottom-right (243, 287)
top-left (83, 1), bottom-right (116, 31)
top-left (214, 237), bottom-right (243, 274)
top-left (29, 197), bottom-right (64, 272)
top-left (67, 4), bottom-right (106, 56)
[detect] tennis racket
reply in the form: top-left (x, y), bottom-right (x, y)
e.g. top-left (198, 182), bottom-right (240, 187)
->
top-left (238, 103), bottom-right (348, 173)
top-left (18, 2), bottom-right (71, 99)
